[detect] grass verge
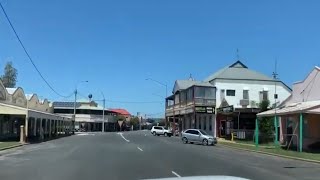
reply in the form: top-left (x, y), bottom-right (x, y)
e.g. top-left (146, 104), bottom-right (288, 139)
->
top-left (0, 142), bottom-right (22, 151)
top-left (219, 141), bottom-right (320, 162)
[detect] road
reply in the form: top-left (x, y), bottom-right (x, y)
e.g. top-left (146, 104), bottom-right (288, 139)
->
top-left (0, 131), bottom-right (320, 180)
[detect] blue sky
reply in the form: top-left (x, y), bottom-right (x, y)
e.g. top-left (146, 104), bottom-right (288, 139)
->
top-left (1, 0), bottom-right (320, 117)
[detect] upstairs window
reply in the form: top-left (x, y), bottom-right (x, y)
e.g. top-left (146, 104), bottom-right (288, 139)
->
top-left (260, 91), bottom-right (269, 101)
top-left (226, 90), bottom-right (236, 96)
top-left (243, 90), bottom-right (249, 100)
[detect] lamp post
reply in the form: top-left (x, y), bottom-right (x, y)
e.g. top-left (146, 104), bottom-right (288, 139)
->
top-left (101, 92), bottom-right (106, 132)
top-left (73, 80), bottom-right (88, 133)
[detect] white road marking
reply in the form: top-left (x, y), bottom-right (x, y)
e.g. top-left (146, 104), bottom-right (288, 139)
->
top-left (172, 171), bottom-right (181, 178)
top-left (137, 147), bottom-right (143, 151)
top-left (76, 133), bottom-right (95, 136)
top-left (117, 132), bottom-right (130, 142)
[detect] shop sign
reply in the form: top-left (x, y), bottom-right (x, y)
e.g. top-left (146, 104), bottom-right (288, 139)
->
top-left (195, 106), bottom-right (215, 114)
top-left (217, 105), bottom-right (234, 114)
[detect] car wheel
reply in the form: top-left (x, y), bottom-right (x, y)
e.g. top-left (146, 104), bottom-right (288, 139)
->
top-left (164, 132), bottom-right (167, 137)
top-left (152, 131), bottom-right (156, 136)
top-left (182, 137), bottom-right (188, 144)
top-left (203, 139), bottom-right (209, 146)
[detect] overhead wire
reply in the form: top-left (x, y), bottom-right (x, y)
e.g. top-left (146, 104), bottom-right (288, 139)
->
top-left (0, 2), bottom-right (73, 98)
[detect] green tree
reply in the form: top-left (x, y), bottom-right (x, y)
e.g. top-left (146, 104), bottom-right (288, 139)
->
top-left (130, 116), bottom-right (140, 127)
top-left (1, 61), bottom-right (18, 88)
top-left (115, 115), bottom-right (126, 122)
top-left (259, 100), bottom-right (274, 142)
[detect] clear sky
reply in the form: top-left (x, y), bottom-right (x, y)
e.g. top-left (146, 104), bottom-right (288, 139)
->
top-left (1, 0), bottom-right (320, 117)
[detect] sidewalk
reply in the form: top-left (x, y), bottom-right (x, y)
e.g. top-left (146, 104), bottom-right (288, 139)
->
top-left (218, 138), bottom-right (320, 164)
top-left (0, 142), bottom-right (23, 151)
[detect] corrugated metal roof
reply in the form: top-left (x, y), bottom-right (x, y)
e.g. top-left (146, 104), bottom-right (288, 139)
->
top-left (173, 80), bottom-right (214, 93)
top-left (205, 61), bottom-right (274, 82)
top-left (109, 109), bottom-right (131, 115)
top-left (53, 101), bottom-right (81, 108)
top-left (25, 94), bottom-right (34, 100)
top-left (257, 100), bottom-right (320, 117)
top-left (6, 88), bottom-right (17, 95)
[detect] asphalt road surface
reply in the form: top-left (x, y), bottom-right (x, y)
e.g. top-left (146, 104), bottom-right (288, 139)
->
top-left (1, 131), bottom-right (320, 180)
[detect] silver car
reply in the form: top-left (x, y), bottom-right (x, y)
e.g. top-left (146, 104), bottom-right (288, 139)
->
top-left (181, 129), bottom-right (217, 146)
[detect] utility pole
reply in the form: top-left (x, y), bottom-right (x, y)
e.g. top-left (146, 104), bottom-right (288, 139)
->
top-left (73, 89), bottom-right (77, 133)
top-left (101, 92), bottom-right (105, 132)
top-left (73, 81), bottom-right (88, 133)
top-left (272, 59), bottom-right (279, 146)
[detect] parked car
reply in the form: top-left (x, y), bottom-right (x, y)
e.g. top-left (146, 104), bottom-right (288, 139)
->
top-left (151, 126), bottom-right (173, 137)
top-left (181, 129), bottom-right (217, 146)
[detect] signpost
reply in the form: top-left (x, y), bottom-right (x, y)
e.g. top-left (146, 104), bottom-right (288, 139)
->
top-left (118, 121), bottom-right (123, 131)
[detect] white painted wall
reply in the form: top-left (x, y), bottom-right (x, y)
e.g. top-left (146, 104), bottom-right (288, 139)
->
top-left (211, 79), bottom-right (292, 108)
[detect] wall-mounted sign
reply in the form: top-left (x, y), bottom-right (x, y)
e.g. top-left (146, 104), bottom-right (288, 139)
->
top-left (195, 106), bottom-right (215, 114)
top-left (217, 105), bottom-right (234, 114)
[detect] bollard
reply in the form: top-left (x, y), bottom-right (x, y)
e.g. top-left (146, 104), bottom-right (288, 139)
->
top-left (20, 125), bottom-right (26, 143)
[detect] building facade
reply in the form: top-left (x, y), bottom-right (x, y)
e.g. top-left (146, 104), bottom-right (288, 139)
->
top-left (205, 61), bottom-right (292, 139)
top-left (165, 79), bottom-right (216, 136)
top-left (53, 101), bottom-right (118, 132)
top-left (258, 66), bottom-right (320, 152)
top-left (0, 81), bottom-right (72, 141)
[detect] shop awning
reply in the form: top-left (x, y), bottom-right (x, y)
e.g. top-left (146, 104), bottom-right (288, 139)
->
top-left (0, 102), bottom-right (71, 121)
top-left (257, 100), bottom-right (320, 117)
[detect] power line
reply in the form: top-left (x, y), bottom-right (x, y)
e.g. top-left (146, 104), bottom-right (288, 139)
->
top-left (0, 3), bottom-right (72, 98)
top-left (105, 100), bottom-right (163, 104)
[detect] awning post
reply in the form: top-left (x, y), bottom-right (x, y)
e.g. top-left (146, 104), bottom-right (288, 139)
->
top-left (299, 113), bottom-right (303, 152)
top-left (255, 118), bottom-right (259, 148)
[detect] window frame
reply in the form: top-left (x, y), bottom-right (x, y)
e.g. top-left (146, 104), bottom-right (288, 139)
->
top-left (226, 89), bottom-right (236, 96)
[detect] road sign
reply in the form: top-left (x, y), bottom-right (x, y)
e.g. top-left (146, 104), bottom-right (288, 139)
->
top-left (118, 121), bottom-right (123, 127)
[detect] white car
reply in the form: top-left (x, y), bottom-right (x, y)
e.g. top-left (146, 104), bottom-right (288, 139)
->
top-left (151, 126), bottom-right (173, 137)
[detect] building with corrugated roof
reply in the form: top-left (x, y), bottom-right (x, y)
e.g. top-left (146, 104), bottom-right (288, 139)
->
top-left (165, 60), bottom-right (292, 138)
top-left (165, 78), bottom-right (216, 136)
top-left (257, 66), bottom-right (320, 152)
top-left (0, 81), bottom-right (72, 141)
top-left (52, 100), bottom-right (118, 132)
top-left (207, 60), bottom-right (291, 139)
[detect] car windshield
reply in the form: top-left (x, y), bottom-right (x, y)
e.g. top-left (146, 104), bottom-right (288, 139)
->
top-left (199, 130), bottom-right (208, 135)
top-left (1, 1), bottom-right (317, 180)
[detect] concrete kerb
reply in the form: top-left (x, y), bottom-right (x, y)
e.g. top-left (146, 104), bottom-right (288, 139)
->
top-left (219, 142), bottom-right (320, 164)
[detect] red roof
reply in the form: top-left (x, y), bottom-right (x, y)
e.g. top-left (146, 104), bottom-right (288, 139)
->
top-left (109, 109), bottom-right (131, 116)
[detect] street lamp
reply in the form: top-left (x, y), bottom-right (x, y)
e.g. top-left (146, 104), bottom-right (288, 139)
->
top-left (73, 80), bottom-right (89, 133)
top-left (101, 91), bottom-right (106, 132)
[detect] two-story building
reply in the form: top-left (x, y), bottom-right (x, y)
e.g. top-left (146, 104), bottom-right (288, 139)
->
top-left (205, 61), bottom-right (292, 139)
top-left (165, 79), bottom-right (216, 135)
top-left (53, 101), bottom-right (118, 132)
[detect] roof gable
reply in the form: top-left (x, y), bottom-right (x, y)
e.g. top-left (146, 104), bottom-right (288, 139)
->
top-left (229, 60), bottom-right (248, 68)
top-left (205, 60), bottom-right (274, 82)
top-left (291, 66), bottom-right (320, 103)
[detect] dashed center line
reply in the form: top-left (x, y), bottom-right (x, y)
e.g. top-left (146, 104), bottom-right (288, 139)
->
top-left (171, 171), bottom-right (181, 178)
top-left (137, 147), bottom-right (143, 152)
top-left (117, 133), bottom-right (130, 142)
